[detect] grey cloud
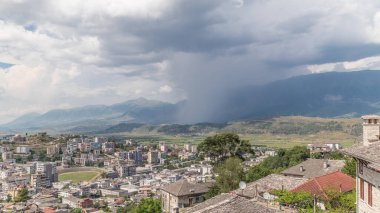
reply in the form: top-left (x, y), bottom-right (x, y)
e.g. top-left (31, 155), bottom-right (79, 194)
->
top-left (1, 0), bottom-right (380, 122)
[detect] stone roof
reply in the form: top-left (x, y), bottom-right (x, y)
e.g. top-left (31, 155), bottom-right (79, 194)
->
top-left (237, 174), bottom-right (307, 197)
top-left (341, 142), bottom-right (380, 165)
top-left (361, 115), bottom-right (380, 119)
top-left (181, 174), bottom-right (304, 213)
top-left (182, 194), bottom-right (281, 213)
top-left (281, 159), bottom-right (345, 178)
top-left (291, 171), bottom-right (355, 200)
top-left (160, 179), bottom-right (210, 196)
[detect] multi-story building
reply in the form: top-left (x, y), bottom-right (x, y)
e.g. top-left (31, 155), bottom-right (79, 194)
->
top-left (115, 151), bottom-right (128, 160)
top-left (36, 162), bottom-right (58, 183)
top-left (94, 137), bottom-right (107, 143)
top-left (128, 148), bottom-right (143, 165)
top-left (342, 115), bottom-right (380, 213)
top-left (2, 151), bottom-right (14, 162)
top-left (79, 142), bottom-right (91, 153)
top-left (67, 141), bottom-right (78, 154)
top-left (191, 145), bottom-right (197, 153)
top-left (184, 144), bottom-right (192, 152)
top-left (148, 151), bottom-right (159, 164)
top-left (102, 142), bottom-right (115, 153)
top-left (160, 142), bottom-right (168, 153)
top-left (15, 146), bottom-right (31, 154)
top-left (46, 144), bottom-right (61, 156)
top-left (117, 163), bottom-right (136, 178)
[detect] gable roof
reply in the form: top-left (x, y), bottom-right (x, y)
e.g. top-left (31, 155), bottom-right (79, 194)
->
top-left (183, 194), bottom-right (280, 213)
top-left (236, 174), bottom-right (308, 196)
top-left (160, 179), bottom-right (210, 196)
top-left (281, 159), bottom-right (345, 178)
top-left (341, 142), bottom-right (380, 165)
top-left (291, 171), bottom-right (355, 200)
top-left (182, 174), bottom-right (305, 213)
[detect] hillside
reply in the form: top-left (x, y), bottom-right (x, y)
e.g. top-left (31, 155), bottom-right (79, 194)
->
top-left (4, 70), bottom-right (380, 131)
top-left (91, 116), bottom-right (362, 149)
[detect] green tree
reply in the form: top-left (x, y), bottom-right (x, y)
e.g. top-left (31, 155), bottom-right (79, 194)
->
top-left (342, 158), bottom-right (356, 178)
top-left (272, 190), bottom-right (314, 209)
top-left (6, 194), bottom-right (11, 202)
top-left (197, 133), bottom-right (251, 162)
top-left (131, 198), bottom-right (162, 213)
top-left (204, 184), bottom-right (221, 199)
top-left (206, 157), bottom-right (244, 198)
top-left (14, 188), bottom-right (30, 202)
top-left (245, 165), bottom-right (272, 182)
top-left (70, 208), bottom-right (82, 213)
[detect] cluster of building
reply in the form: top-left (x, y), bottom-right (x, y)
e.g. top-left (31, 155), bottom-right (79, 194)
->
top-left (3, 115), bottom-right (380, 212)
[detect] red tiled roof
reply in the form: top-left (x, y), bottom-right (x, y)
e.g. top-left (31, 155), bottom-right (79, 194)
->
top-left (291, 171), bottom-right (355, 200)
top-left (43, 207), bottom-right (55, 213)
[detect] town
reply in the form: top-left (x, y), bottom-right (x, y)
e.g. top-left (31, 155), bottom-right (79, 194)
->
top-left (0, 115), bottom-right (375, 212)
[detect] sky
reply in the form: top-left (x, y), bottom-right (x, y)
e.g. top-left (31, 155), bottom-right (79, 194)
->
top-left (1, 0), bottom-right (380, 123)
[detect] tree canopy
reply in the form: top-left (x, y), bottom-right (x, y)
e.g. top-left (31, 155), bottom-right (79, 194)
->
top-left (197, 133), bottom-right (251, 162)
top-left (14, 188), bottom-right (29, 202)
top-left (131, 198), bottom-right (162, 213)
top-left (245, 146), bottom-right (310, 182)
top-left (205, 157), bottom-right (244, 198)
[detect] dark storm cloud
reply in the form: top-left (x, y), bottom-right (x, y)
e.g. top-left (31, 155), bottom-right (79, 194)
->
top-left (2, 0), bottom-right (380, 122)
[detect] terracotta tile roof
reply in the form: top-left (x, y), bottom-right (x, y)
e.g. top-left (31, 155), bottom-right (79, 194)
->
top-left (160, 179), bottom-right (211, 196)
top-left (291, 171), bottom-right (355, 200)
top-left (281, 159), bottom-right (345, 178)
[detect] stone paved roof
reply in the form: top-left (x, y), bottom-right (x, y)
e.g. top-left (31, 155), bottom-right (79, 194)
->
top-left (182, 194), bottom-right (281, 213)
top-left (182, 174), bottom-right (304, 213)
top-left (160, 179), bottom-right (210, 196)
top-left (281, 159), bottom-right (345, 178)
top-left (240, 174), bottom-right (308, 196)
top-left (341, 142), bottom-right (380, 165)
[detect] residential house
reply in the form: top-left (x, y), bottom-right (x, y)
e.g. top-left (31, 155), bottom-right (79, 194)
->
top-left (342, 115), bottom-right (380, 213)
top-left (291, 171), bottom-right (355, 210)
top-left (160, 179), bottom-right (210, 213)
top-left (281, 158), bottom-right (345, 178)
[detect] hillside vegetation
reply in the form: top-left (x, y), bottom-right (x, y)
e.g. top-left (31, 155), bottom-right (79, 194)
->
top-left (96, 116), bottom-right (362, 149)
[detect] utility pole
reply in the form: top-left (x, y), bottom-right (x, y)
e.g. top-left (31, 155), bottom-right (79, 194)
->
top-left (313, 194), bottom-right (317, 213)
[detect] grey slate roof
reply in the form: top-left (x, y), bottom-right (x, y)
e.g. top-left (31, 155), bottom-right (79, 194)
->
top-left (281, 158), bottom-right (345, 178)
top-left (182, 194), bottom-right (280, 213)
top-left (341, 142), bottom-right (380, 165)
top-left (181, 174), bottom-right (304, 213)
top-left (240, 174), bottom-right (308, 196)
top-left (161, 179), bottom-right (210, 196)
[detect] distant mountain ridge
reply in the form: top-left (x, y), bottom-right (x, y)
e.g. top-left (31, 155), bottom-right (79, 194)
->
top-left (3, 98), bottom-right (181, 130)
top-left (5, 70), bottom-right (380, 132)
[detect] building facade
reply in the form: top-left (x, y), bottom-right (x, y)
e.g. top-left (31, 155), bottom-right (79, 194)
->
top-left (342, 115), bottom-right (380, 213)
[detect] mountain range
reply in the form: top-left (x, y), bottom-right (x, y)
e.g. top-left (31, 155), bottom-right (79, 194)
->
top-left (4, 70), bottom-right (380, 132)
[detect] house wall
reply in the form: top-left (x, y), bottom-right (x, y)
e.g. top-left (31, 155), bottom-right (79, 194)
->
top-left (161, 190), bottom-right (205, 213)
top-left (357, 164), bottom-right (380, 213)
top-left (359, 165), bottom-right (380, 186)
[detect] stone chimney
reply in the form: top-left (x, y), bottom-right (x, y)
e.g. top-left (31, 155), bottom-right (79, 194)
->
top-left (299, 166), bottom-right (304, 172)
top-left (323, 161), bottom-right (328, 169)
top-left (362, 115), bottom-right (380, 146)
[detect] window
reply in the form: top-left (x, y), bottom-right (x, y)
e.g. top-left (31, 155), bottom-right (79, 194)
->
top-left (368, 183), bottom-right (373, 206)
top-left (360, 179), bottom-right (364, 200)
top-left (359, 161), bottom-right (364, 175)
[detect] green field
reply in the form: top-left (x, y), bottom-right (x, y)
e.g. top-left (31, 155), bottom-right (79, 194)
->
top-left (58, 171), bottom-right (100, 183)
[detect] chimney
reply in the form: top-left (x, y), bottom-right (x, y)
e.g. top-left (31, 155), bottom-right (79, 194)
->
top-left (299, 166), bottom-right (304, 172)
top-left (323, 161), bottom-right (328, 169)
top-left (362, 115), bottom-right (380, 146)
